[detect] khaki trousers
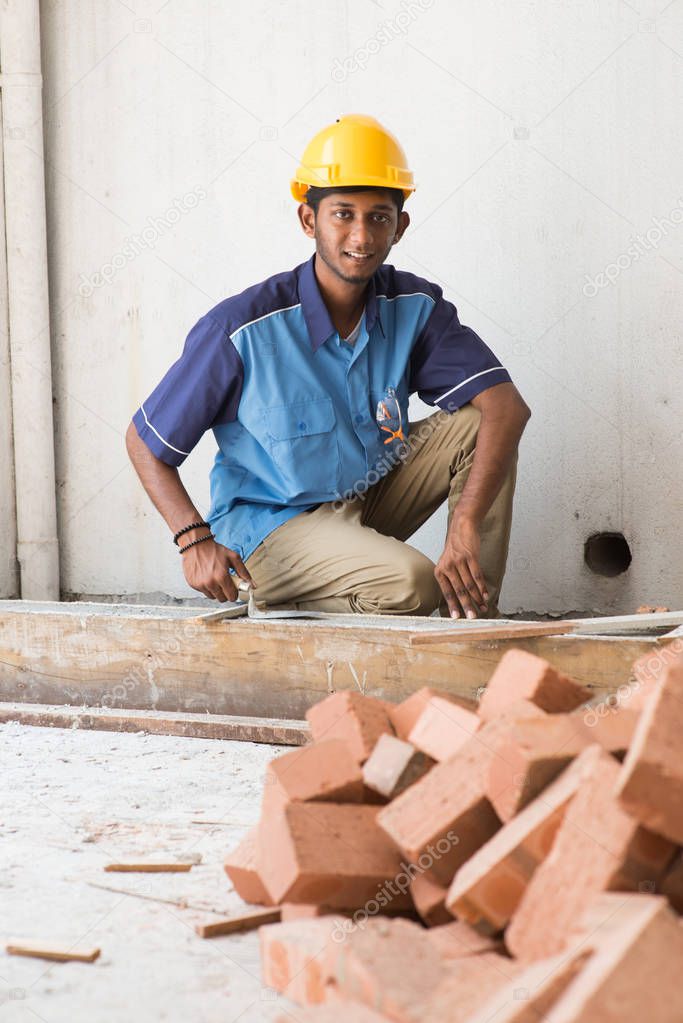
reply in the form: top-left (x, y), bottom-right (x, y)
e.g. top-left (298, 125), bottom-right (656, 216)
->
top-left (244, 404), bottom-right (517, 617)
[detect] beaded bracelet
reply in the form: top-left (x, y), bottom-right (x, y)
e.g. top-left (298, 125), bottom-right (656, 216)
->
top-left (173, 520), bottom-right (210, 546)
top-left (178, 532), bottom-right (214, 554)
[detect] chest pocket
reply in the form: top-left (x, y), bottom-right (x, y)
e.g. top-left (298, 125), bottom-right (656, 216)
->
top-left (263, 396), bottom-right (341, 494)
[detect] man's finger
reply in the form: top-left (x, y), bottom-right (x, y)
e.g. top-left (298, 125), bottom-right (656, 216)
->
top-left (435, 568), bottom-right (462, 619)
top-left (444, 562), bottom-right (478, 619)
top-left (458, 558), bottom-right (487, 611)
top-left (221, 548), bottom-right (254, 587)
top-left (453, 581), bottom-right (478, 620)
top-left (213, 572), bottom-right (238, 602)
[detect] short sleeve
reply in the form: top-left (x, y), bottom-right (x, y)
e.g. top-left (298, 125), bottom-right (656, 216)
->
top-left (132, 313), bottom-right (243, 466)
top-left (408, 288), bottom-right (511, 412)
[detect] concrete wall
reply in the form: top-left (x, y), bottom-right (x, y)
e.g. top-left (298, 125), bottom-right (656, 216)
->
top-left (26, 0), bottom-right (683, 612)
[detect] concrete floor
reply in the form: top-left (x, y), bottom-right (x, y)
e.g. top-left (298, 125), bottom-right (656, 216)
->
top-left (0, 722), bottom-right (296, 1022)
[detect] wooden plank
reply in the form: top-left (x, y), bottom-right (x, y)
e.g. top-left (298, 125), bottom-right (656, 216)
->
top-left (195, 908), bottom-right (281, 938)
top-left (0, 600), bottom-right (664, 717)
top-left (409, 621), bottom-right (577, 645)
top-left (410, 610), bottom-right (683, 646)
top-left (104, 862), bottom-right (194, 873)
top-left (6, 942), bottom-right (100, 963)
top-left (571, 610), bottom-right (683, 634)
top-left (0, 703), bottom-right (309, 746)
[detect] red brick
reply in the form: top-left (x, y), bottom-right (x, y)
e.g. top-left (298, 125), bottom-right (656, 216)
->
top-left (276, 1006), bottom-right (390, 1023)
top-left (377, 705), bottom-right (545, 887)
top-left (426, 920), bottom-right (501, 960)
top-left (280, 903), bottom-right (334, 922)
top-left (463, 948), bottom-right (590, 1022)
top-left (409, 871), bottom-right (451, 926)
top-left (324, 916), bottom-right (445, 1022)
top-left (448, 745), bottom-right (602, 930)
top-left (616, 657), bottom-right (683, 844)
top-left (630, 645), bottom-right (681, 709)
top-left (487, 714), bottom-right (591, 821)
top-left (661, 850), bottom-right (683, 913)
top-left (549, 893), bottom-right (683, 1022)
top-left (262, 739), bottom-right (363, 816)
top-left (478, 650), bottom-right (591, 721)
top-left (306, 691), bottom-right (394, 764)
top-left (260, 917), bottom-right (346, 1006)
top-left (362, 734), bottom-right (433, 800)
top-left (388, 687), bottom-right (477, 740)
top-left (506, 749), bottom-right (676, 961)
top-left (257, 801), bottom-right (412, 910)
top-left (377, 731), bottom-right (500, 886)
top-left (223, 826), bottom-right (275, 906)
top-left (420, 952), bottom-right (523, 1023)
top-left (408, 695), bottom-right (481, 761)
top-left (361, 784), bottom-right (389, 805)
top-left (571, 702), bottom-right (640, 756)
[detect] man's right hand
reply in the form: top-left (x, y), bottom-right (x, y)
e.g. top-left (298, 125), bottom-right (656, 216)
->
top-left (181, 536), bottom-right (254, 602)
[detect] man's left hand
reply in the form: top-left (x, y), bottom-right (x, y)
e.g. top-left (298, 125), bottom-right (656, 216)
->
top-left (434, 516), bottom-right (489, 619)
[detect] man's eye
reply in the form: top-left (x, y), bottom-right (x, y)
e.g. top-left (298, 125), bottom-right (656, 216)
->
top-left (374, 215), bottom-right (389, 223)
top-left (335, 211), bottom-right (351, 219)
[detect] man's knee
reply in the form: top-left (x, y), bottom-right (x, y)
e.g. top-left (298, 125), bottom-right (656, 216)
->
top-left (351, 549), bottom-right (441, 616)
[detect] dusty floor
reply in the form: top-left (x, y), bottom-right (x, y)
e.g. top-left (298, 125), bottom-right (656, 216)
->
top-left (0, 722), bottom-right (296, 1022)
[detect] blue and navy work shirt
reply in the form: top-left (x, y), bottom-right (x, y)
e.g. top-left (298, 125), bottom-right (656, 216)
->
top-left (132, 254), bottom-right (511, 562)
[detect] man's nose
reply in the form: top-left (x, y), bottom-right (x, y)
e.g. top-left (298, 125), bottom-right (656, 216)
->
top-left (348, 219), bottom-right (374, 248)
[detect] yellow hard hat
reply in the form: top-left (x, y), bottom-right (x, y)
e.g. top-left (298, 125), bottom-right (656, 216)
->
top-left (290, 114), bottom-right (415, 203)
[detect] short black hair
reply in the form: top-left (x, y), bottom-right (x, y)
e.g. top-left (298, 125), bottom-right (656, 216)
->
top-left (304, 184), bottom-right (404, 215)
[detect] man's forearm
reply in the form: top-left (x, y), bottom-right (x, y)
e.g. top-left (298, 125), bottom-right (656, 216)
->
top-left (451, 389), bottom-right (530, 528)
top-left (125, 422), bottom-right (206, 540)
top-left (125, 422), bottom-right (252, 601)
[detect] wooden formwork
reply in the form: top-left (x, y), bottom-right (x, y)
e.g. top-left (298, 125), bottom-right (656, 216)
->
top-left (0, 600), bottom-right (677, 723)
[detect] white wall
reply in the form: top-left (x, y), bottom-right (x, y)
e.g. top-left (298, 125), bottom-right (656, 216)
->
top-left (36, 0), bottom-right (683, 612)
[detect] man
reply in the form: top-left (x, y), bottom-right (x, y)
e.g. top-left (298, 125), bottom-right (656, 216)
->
top-left (126, 114), bottom-right (530, 618)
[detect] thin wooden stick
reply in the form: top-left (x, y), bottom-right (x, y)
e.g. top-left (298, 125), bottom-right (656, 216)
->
top-left (104, 862), bottom-right (193, 873)
top-left (6, 942), bottom-right (100, 963)
top-left (195, 908), bottom-right (281, 938)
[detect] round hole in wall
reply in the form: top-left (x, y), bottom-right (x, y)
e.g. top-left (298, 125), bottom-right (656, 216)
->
top-left (584, 532), bottom-right (632, 577)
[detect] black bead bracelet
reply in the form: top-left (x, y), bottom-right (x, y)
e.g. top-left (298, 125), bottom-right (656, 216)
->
top-left (173, 520), bottom-right (210, 546)
top-left (178, 532), bottom-right (214, 554)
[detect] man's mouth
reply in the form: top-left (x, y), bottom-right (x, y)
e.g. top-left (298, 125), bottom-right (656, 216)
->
top-left (342, 251), bottom-right (374, 263)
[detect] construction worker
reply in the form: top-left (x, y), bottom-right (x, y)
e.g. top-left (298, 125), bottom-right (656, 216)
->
top-left (126, 114), bottom-right (530, 618)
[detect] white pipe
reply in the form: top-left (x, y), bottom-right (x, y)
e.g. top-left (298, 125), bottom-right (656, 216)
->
top-left (0, 95), bottom-right (18, 597)
top-left (0, 0), bottom-right (59, 599)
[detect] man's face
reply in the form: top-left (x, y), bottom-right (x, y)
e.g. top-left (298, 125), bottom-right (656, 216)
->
top-left (299, 190), bottom-right (410, 285)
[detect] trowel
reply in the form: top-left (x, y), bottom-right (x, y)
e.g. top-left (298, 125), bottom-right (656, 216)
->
top-left (192, 580), bottom-right (334, 623)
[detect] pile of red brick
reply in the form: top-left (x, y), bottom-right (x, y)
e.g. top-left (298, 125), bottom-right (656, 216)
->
top-left (225, 645), bottom-right (683, 1022)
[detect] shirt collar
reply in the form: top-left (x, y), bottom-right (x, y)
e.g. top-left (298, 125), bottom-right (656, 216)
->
top-left (299, 254), bottom-right (385, 352)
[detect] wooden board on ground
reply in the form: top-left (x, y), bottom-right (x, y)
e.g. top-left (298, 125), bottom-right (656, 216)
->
top-left (0, 600), bottom-right (669, 719)
top-left (195, 908), bottom-right (281, 938)
top-left (104, 862), bottom-right (194, 873)
top-left (6, 942), bottom-right (101, 963)
top-left (0, 703), bottom-right (309, 746)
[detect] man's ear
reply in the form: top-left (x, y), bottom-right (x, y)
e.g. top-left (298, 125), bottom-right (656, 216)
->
top-left (393, 210), bottom-right (410, 244)
top-left (297, 202), bottom-right (316, 239)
